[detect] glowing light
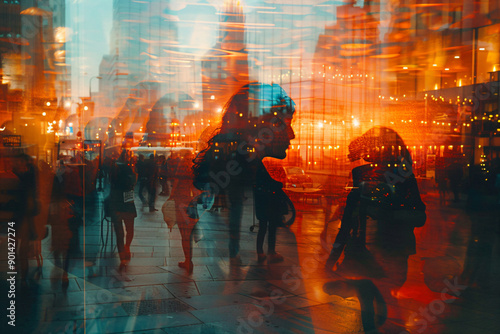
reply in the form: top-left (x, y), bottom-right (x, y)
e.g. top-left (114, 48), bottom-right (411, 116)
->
top-left (353, 119), bottom-right (360, 127)
top-left (454, 56), bottom-right (460, 59)
top-left (42, 112), bottom-right (46, 116)
top-left (210, 95), bottom-right (215, 100)
top-left (46, 102), bottom-right (51, 107)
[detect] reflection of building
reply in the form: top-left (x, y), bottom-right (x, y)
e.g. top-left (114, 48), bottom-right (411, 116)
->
top-left (0, 0), bottom-right (66, 163)
top-left (286, 0), bottom-right (500, 173)
top-left (0, 0), bottom-right (23, 126)
top-left (99, 0), bottom-right (200, 146)
top-left (101, 0), bottom-right (196, 106)
top-left (201, 0), bottom-right (249, 116)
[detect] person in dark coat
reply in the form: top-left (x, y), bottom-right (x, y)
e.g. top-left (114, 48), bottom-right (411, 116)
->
top-left (135, 154), bottom-right (147, 206)
top-left (325, 127), bottom-right (426, 289)
top-left (158, 155), bottom-right (169, 196)
top-left (11, 154), bottom-right (39, 285)
top-left (254, 163), bottom-right (291, 263)
top-left (109, 149), bottom-right (137, 272)
top-left (144, 154), bottom-right (158, 212)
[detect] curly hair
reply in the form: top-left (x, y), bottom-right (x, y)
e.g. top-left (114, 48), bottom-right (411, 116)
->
top-left (349, 126), bottom-right (411, 164)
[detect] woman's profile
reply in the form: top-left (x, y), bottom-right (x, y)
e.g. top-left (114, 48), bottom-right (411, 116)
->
top-left (193, 82), bottom-right (296, 265)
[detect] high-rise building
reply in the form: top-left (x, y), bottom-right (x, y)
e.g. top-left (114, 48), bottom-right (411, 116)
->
top-left (101, 0), bottom-right (200, 145)
top-left (201, 0), bottom-right (249, 116)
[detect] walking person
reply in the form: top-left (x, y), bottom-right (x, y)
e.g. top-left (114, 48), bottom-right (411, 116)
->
top-left (11, 154), bottom-right (40, 287)
top-left (168, 150), bottom-right (199, 272)
top-left (324, 127), bottom-right (426, 288)
top-left (135, 154), bottom-right (147, 206)
top-left (254, 163), bottom-right (291, 263)
top-left (192, 82), bottom-right (296, 265)
top-left (109, 149), bottom-right (137, 273)
top-left (158, 155), bottom-right (169, 196)
top-left (145, 154), bottom-right (158, 212)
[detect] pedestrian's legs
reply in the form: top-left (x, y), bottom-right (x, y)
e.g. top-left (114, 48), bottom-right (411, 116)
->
top-left (267, 220), bottom-right (278, 254)
top-left (17, 221), bottom-right (30, 284)
top-left (227, 187), bottom-right (243, 259)
top-left (138, 179), bottom-right (147, 205)
top-left (256, 220), bottom-right (268, 254)
top-left (228, 203), bottom-right (242, 258)
top-left (123, 218), bottom-right (134, 261)
top-left (148, 181), bottom-right (157, 210)
top-left (325, 219), bottom-right (352, 270)
top-left (176, 201), bottom-right (194, 271)
top-left (112, 218), bottom-right (125, 262)
top-left (179, 224), bottom-right (194, 271)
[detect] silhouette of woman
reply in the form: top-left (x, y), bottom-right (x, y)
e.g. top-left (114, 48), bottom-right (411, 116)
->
top-left (193, 82), bottom-right (296, 265)
top-left (168, 149), bottom-right (199, 273)
top-left (109, 149), bottom-right (137, 273)
top-left (325, 127), bottom-right (426, 283)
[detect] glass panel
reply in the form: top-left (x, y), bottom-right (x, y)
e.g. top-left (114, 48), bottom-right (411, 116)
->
top-left (1, 1), bottom-right (499, 333)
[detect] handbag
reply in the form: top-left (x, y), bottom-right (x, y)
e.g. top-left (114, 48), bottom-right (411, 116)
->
top-left (186, 198), bottom-right (199, 220)
top-left (161, 200), bottom-right (176, 231)
top-left (192, 223), bottom-right (204, 243)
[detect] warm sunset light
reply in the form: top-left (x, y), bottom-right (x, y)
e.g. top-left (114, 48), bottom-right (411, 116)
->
top-left (0, 1), bottom-right (498, 333)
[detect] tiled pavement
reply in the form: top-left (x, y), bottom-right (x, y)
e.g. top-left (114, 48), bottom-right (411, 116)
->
top-left (1, 185), bottom-right (500, 334)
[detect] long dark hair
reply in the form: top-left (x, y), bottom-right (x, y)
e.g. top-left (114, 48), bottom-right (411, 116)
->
top-left (192, 82), bottom-right (295, 190)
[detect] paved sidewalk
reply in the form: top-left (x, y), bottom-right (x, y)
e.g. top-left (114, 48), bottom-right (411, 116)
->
top-left (1, 187), bottom-right (499, 334)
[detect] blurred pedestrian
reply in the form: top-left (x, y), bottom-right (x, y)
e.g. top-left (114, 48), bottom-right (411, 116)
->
top-left (135, 154), bottom-right (147, 206)
top-left (168, 150), bottom-right (199, 272)
top-left (109, 149), bottom-right (137, 272)
top-left (325, 127), bottom-right (426, 292)
top-left (12, 154), bottom-right (40, 286)
top-left (145, 154), bottom-right (158, 212)
top-left (158, 155), bottom-right (169, 196)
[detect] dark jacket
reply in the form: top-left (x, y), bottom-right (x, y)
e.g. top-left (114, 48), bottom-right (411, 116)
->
top-left (109, 161), bottom-right (137, 217)
top-left (347, 163), bottom-right (426, 255)
top-left (254, 163), bottom-right (290, 224)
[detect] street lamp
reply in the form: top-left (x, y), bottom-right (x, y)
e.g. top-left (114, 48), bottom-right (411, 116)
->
top-left (89, 76), bottom-right (102, 99)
